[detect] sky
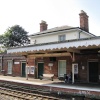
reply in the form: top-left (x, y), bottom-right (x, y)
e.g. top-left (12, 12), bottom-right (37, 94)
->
top-left (0, 0), bottom-right (100, 36)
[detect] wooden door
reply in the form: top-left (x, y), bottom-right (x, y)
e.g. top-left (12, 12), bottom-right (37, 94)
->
top-left (38, 62), bottom-right (44, 78)
top-left (89, 62), bottom-right (98, 82)
top-left (22, 62), bottom-right (26, 77)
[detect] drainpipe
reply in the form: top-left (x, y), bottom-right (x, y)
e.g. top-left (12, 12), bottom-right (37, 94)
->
top-left (26, 57), bottom-right (28, 80)
top-left (26, 63), bottom-right (28, 80)
top-left (79, 30), bottom-right (82, 39)
top-left (72, 52), bottom-right (75, 84)
top-left (1, 55), bottom-right (4, 72)
top-left (1, 55), bottom-right (5, 75)
top-left (34, 57), bottom-right (37, 79)
top-left (1, 56), bottom-right (3, 70)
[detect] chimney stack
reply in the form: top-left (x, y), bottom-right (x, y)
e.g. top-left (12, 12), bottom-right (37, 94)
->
top-left (40, 20), bottom-right (48, 32)
top-left (79, 10), bottom-right (89, 32)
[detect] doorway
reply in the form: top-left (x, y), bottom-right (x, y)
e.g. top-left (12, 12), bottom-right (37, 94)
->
top-left (21, 62), bottom-right (26, 77)
top-left (88, 62), bottom-right (98, 83)
top-left (38, 62), bottom-right (44, 78)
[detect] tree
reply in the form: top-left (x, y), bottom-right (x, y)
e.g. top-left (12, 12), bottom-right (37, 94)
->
top-left (1, 25), bottom-right (30, 48)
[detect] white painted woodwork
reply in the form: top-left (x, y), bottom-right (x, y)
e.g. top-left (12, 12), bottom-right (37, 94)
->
top-left (7, 37), bottom-right (100, 54)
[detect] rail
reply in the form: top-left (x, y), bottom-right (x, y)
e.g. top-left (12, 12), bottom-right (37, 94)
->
top-left (0, 87), bottom-right (60, 100)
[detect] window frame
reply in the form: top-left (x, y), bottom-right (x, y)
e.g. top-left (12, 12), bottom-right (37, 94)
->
top-left (58, 34), bottom-right (66, 41)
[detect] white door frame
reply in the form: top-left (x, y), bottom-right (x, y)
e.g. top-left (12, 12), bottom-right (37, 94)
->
top-left (7, 60), bottom-right (13, 74)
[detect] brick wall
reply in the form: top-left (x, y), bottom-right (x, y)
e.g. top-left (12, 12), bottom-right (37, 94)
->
top-left (1, 55), bottom-right (26, 76)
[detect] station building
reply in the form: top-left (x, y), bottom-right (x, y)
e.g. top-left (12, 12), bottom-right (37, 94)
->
top-left (7, 10), bottom-right (100, 83)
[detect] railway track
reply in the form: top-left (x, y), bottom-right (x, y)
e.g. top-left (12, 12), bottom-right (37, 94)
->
top-left (0, 87), bottom-right (60, 100)
top-left (0, 82), bottom-right (88, 100)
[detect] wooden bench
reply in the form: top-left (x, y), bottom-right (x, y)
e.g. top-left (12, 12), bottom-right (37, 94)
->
top-left (40, 74), bottom-right (54, 81)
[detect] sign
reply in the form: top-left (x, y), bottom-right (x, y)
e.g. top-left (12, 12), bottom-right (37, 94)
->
top-left (26, 66), bottom-right (35, 74)
top-left (74, 64), bottom-right (78, 74)
top-left (48, 63), bottom-right (53, 67)
top-left (30, 66), bottom-right (35, 74)
top-left (72, 63), bottom-right (78, 83)
top-left (14, 62), bottom-right (20, 64)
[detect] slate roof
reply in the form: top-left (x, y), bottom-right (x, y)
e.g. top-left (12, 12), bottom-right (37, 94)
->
top-left (29, 25), bottom-right (77, 36)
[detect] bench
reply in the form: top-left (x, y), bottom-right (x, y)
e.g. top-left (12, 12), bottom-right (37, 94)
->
top-left (59, 74), bottom-right (80, 83)
top-left (40, 74), bottom-right (54, 81)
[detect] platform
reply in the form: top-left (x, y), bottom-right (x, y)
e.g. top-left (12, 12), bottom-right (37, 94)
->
top-left (0, 75), bottom-right (100, 99)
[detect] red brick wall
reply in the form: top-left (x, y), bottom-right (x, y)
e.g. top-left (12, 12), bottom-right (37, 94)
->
top-left (2, 55), bottom-right (26, 76)
top-left (1, 53), bottom-right (100, 82)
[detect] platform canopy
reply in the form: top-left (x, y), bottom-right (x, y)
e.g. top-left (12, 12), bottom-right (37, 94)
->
top-left (7, 36), bottom-right (100, 57)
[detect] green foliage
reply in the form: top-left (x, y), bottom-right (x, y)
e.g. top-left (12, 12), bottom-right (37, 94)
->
top-left (0, 25), bottom-right (30, 48)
